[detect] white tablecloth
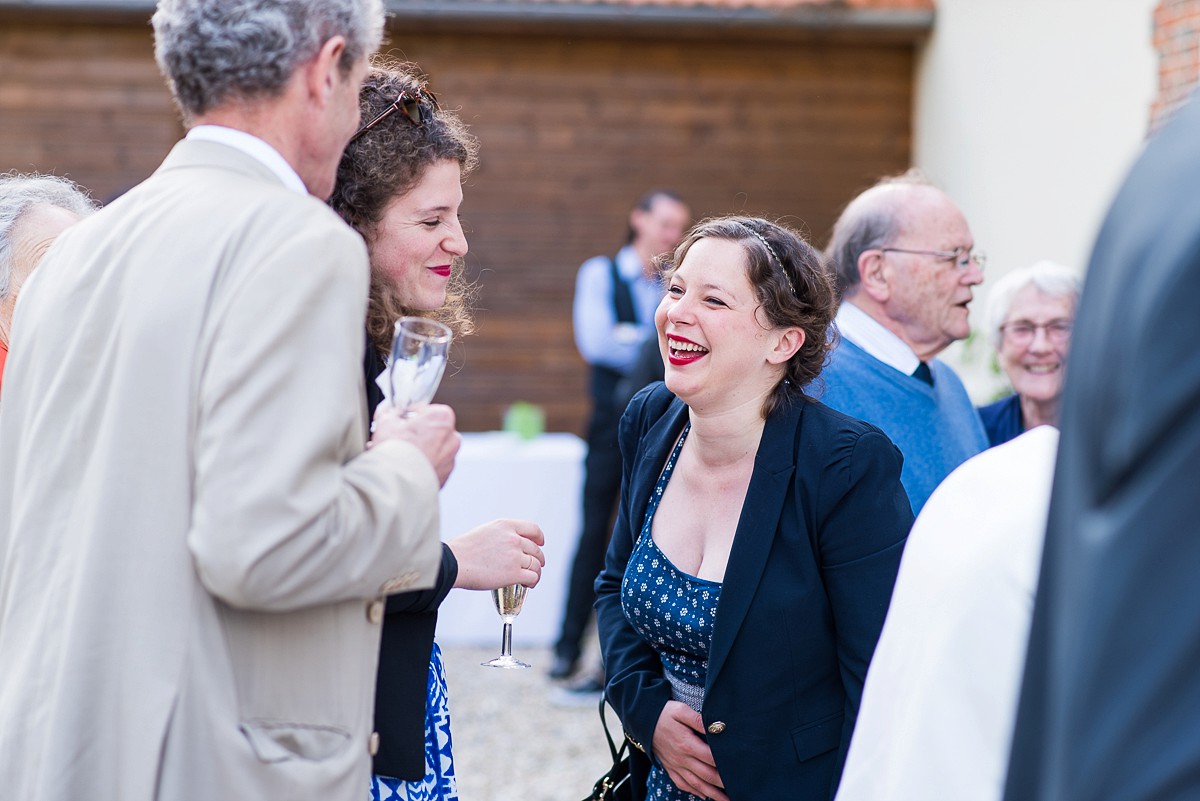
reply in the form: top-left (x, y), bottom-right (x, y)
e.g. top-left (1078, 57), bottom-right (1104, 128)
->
top-left (434, 431), bottom-right (585, 648)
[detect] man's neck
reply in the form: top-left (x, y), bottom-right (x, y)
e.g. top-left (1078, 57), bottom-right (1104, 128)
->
top-left (843, 295), bottom-right (947, 363)
top-left (194, 109), bottom-right (296, 167)
top-left (191, 90), bottom-right (311, 192)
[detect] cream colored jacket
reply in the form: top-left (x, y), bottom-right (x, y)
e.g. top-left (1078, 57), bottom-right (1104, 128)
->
top-left (0, 139), bottom-right (442, 801)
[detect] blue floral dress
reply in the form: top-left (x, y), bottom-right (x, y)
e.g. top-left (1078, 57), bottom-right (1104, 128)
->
top-left (369, 642), bottom-right (458, 801)
top-left (620, 424), bottom-right (723, 801)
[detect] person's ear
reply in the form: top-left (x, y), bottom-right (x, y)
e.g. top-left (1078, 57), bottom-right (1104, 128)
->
top-left (767, 327), bottom-right (805, 365)
top-left (857, 249), bottom-right (892, 303)
top-left (306, 35), bottom-right (348, 105)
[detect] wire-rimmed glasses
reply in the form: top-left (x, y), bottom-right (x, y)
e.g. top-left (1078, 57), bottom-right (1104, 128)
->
top-left (879, 246), bottom-right (987, 271)
top-left (999, 319), bottom-right (1073, 346)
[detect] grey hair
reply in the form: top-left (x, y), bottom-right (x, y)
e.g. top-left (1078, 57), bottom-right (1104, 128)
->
top-left (152, 0), bottom-right (385, 120)
top-left (0, 172), bottom-right (97, 301)
top-left (824, 168), bottom-right (932, 298)
top-left (984, 260), bottom-right (1082, 348)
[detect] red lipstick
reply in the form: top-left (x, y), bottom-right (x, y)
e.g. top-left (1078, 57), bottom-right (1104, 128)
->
top-left (666, 334), bottom-right (708, 366)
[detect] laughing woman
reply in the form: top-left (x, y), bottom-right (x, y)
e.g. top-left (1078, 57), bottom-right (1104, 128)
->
top-left (330, 61), bottom-right (545, 801)
top-left (596, 216), bottom-right (913, 801)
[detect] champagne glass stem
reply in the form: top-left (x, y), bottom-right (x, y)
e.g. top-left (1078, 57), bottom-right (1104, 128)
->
top-left (500, 620), bottom-right (514, 658)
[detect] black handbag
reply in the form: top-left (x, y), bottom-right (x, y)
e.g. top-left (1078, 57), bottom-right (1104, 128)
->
top-left (583, 695), bottom-right (633, 801)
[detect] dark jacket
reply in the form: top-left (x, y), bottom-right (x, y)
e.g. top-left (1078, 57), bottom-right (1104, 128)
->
top-left (978, 393), bottom-right (1023, 448)
top-left (364, 340), bottom-right (459, 780)
top-left (596, 383), bottom-right (912, 801)
top-left (1004, 95), bottom-right (1200, 801)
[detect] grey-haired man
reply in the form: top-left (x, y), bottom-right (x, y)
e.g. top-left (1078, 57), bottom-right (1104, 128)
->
top-left (0, 2), bottom-right (457, 799)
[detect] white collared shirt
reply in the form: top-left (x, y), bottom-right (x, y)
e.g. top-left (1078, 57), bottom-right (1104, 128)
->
top-left (834, 300), bottom-right (921, 376)
top-left (186, 125), bottom-right (307, 195)
top-left (572, 244), bottom-right (663, 372)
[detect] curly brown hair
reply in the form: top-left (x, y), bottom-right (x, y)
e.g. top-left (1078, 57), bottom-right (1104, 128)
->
top-left (660, 216), bottom-right (837, 418)
top-left (329, 57), bottom-right (481, 358)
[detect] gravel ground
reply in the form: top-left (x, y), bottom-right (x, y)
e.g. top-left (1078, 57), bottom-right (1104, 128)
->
top-left (442, 644), bottom-right (618, 801)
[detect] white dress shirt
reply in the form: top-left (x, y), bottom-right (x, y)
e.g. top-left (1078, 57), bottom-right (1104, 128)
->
top-left (572, 244), bottom-right (663, 373)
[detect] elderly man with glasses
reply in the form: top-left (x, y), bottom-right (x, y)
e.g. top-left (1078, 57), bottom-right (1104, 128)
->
top-left (818, 169), bottom-right (988, 514)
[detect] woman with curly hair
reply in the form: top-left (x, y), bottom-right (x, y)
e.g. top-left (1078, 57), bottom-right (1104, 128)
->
top-left (330, 60), bottom-right (545, 801)
top-left (595, 216), bottom-right (913, 800)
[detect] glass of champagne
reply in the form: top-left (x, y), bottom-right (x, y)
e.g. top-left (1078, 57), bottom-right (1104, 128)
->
top-left (389, 316), bottom-right (452, 415)
top-left (481, 583), bottom-right (530, 669)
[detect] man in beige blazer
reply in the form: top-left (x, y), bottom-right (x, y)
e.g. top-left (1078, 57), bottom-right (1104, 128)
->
top-left (0, 2), bottom-right (459, 799)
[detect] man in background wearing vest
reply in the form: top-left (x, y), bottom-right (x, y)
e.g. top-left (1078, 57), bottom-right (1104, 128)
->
top-left (551, 189), bottom-right (690, 694)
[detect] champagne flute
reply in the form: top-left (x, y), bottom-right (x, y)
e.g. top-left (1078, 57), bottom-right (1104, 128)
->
top-left (481, 583), bottom-right (530, 669)
top-left (390, 316), bottom-right (452, 415)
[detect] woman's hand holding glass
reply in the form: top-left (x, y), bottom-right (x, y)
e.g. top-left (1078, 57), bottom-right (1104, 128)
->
top-left (448, 519), bottom-right (545, 590)
top-left (476, 523), bottom-right (545, 670)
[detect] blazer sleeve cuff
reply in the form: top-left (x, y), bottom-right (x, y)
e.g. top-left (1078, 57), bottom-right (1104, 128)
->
top-left (384, 544), bottom-right (458, 614)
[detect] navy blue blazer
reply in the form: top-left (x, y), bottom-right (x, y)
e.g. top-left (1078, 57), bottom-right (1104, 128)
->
top-left (596, 383), bottom-right (912, 801)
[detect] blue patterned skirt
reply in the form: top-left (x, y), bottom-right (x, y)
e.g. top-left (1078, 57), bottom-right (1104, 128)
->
top-left (370, 641), bottom-right (458, 801)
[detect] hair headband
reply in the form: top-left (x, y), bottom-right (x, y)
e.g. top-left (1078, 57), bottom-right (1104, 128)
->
top-left (739, 222), bottom-right (795, 295)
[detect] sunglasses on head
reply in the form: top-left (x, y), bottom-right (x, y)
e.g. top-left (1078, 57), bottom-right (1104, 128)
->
top-left (349, 87), bottom-right (439, 144)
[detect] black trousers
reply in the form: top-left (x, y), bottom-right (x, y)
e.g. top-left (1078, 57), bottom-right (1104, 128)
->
top-left (555, 368), bottom-right (624, 665)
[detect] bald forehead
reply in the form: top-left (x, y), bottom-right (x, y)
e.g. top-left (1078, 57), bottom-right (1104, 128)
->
top-left (854, 183), bottom-right (957, 232)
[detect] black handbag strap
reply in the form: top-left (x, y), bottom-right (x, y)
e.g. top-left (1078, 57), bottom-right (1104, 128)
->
top-left (598, 694), bottom-right (627, 764)
top-left (586, 694), bottom-right (632, 801)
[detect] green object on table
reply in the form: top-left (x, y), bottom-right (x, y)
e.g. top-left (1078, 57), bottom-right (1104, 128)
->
top-left (502, 401), bottom-right (545, 440)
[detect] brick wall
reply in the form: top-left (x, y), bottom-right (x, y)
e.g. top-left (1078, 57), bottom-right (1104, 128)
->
top-left (402, 28), bottom-right (915, 432)
top-left (0, 19), bottom-right (181, 201)
top-left (1152, 0), bottom-right (1200, 129)
top-left (0, 15), bottom-right (917, 432)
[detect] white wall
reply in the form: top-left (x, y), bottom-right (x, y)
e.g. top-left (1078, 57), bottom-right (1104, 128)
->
top-left (914, 0), bottom-right (1159, 398)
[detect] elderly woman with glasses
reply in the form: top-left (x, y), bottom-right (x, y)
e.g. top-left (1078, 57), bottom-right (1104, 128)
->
top-left (596, 216), bottom-right (912, 801)
top-left (977, 261), bottom-right (1082, 446)
top-left (0, 172), bottom-right (96, 396)
top-left (329, 60), bottom-right (546, 801)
